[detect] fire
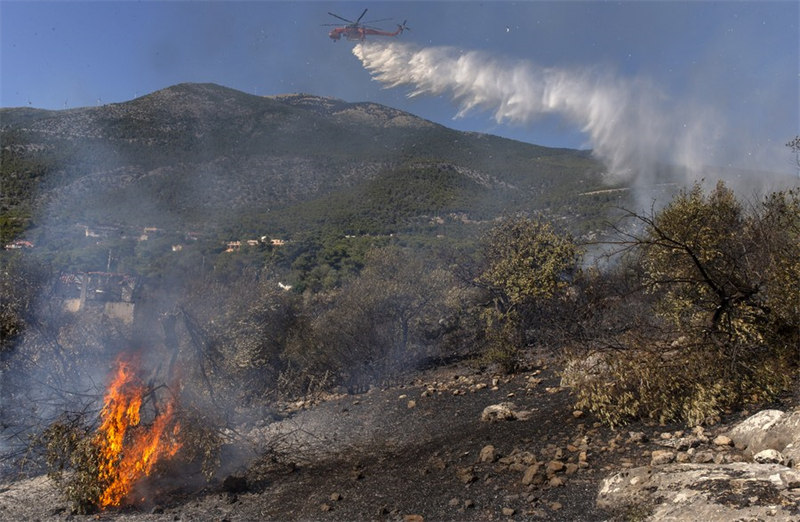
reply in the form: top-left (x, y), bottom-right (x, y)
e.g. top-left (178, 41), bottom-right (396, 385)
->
top-left (95, 355), bottom-right (181, 507)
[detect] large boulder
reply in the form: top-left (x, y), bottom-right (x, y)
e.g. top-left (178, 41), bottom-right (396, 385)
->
top-left (597, 462), bottom-right (800, 521)
top-left (726, 409), bottom-right (800, 463)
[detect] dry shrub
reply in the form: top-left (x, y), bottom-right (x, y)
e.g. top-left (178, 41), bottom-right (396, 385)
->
top-left (36, 400), bottom-right (226, 513)
top-left (568, 337), bottom-right (795, 427)
top-left (481, 319), bottom-right (522, 373)
top-left (37, 414), bottom-right (105, 514)
top-left (172, 405), bottom-right (224, 482)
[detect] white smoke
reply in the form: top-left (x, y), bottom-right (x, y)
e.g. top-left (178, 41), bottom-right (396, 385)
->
top-left (353, 41), bottom-right (728, 189)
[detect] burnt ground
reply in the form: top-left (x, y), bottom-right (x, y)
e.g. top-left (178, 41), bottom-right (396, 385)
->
top-left (0, 354), bottom-right (778, 522)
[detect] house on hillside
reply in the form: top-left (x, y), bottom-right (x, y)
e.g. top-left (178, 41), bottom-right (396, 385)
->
top-left (80, 224), bottom-right (121, 239)
top-left (139, 227), bottom-right (162, 241)
top-left (260, 236), bottom-right (287, 247)
top-left (56, 272), bottom-right (138, 323)
top-left (4, 239), bottom-right (34, 250)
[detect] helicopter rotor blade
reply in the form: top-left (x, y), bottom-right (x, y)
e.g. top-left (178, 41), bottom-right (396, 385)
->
top-left (355, 8), bottom-right (368, 24)
top-left (328, 12), bottom-right (354, 24)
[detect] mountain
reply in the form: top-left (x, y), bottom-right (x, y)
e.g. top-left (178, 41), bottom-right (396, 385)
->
top-left (1, 83), bottom-right (615, 244)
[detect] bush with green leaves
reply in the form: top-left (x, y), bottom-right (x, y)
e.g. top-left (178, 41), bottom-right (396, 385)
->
top-left (570, 183), bottom-right (800, 426)
top-left (475, 216), bottom-right (580, 372)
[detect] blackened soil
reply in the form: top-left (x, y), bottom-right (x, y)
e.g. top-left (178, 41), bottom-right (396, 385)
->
top-left (0, 357), bottom-right (772, 521)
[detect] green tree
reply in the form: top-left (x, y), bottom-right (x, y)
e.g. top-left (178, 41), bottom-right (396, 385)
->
top-left (571, 182), bottom-right (800, 426)
top-left (639, 182), bottom-right (799, 358)
top-left (475, 216), bottom-right (579, 371)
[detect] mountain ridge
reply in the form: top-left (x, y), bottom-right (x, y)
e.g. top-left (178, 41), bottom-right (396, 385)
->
top-left (1, 82), bottom-right (608, 248)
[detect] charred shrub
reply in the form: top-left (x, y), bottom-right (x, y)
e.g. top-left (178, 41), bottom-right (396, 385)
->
top-left (172, 403), bottom-right (224, 482)
top-left (281, 246), bottom-right (456, 393)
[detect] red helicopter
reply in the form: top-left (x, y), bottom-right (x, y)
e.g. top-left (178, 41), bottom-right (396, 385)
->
top-left (325, 8), bottom-right (409, 42)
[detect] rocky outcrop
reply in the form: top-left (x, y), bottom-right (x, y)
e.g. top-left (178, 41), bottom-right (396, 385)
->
top-left (597, 462), bottom-right (800, 521)
top-left (726, 409), bottom-right (800, 465)
top-left (597, 409), bottom-right (800, 521)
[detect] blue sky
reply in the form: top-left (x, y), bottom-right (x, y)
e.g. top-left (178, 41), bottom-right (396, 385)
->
top-left (1, 1), bottom-right (798, 174)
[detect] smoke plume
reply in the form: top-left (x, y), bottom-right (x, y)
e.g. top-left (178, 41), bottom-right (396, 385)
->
top-left (353, 41), bottom-right (731, 190)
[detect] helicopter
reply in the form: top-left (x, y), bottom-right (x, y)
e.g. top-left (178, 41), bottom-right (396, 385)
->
top-left (325, 8), bottom-right (409, 42)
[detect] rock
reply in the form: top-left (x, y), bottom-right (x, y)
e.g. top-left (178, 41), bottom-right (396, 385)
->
top-left (546, 460), bottom-right (565, 475)
top-left (521, 464), bottom-right (541, 486)
top-left (502, 507), bottom-right (515, 516)
top-left (628, 431), bottom-right (648, 444)
top-left (572, 410), bottom-right (585, 419)
top-left (650, 449), bottom-right (675, 466)
top-left (448, 497), bottom-right (460, 507)
top-left (753, 448), bottom-right (785, 465)
top-left (481, 402), bottom-right (517, 422)
top-left (403, 515), bottom-right (424, 522)
top-left (723, 408), bottom-right (800, 469)
top-left (330, 492), bottom-right (343, 501)
top-left (457, 467), bottom-right (478, 484)
top-left (659, 435), bottom-right (704, 451)
top-left (783, 442), bottom-right (800, 467)
top-left (692, 450), bottom-right (714, 464)
top-left (725, 409), bottom-right (786, 454)
top-left (712, 435), bottom-right (733, 447)
top-left (407, 399), bottom-right (416, 409)
top-left (549, 476), bottom-right (565, 487)
top-left (597, 462), bottom-right (800, 521)
top-left (479, 444), bottom-right (497, 463)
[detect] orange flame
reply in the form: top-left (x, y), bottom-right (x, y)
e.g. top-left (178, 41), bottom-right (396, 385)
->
top-left (95, 355), bottom-right (181, 508)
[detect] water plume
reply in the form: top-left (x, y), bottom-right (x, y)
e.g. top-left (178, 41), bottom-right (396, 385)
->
top-left (353, 41), bottom-right (723, 190)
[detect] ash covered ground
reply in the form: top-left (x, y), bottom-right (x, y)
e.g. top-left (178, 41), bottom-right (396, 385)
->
top-left (0, 352), bottom-right (765, 522)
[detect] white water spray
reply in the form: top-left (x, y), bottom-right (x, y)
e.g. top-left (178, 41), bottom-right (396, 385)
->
top-left (354, 41), bottom-right (723, 187)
